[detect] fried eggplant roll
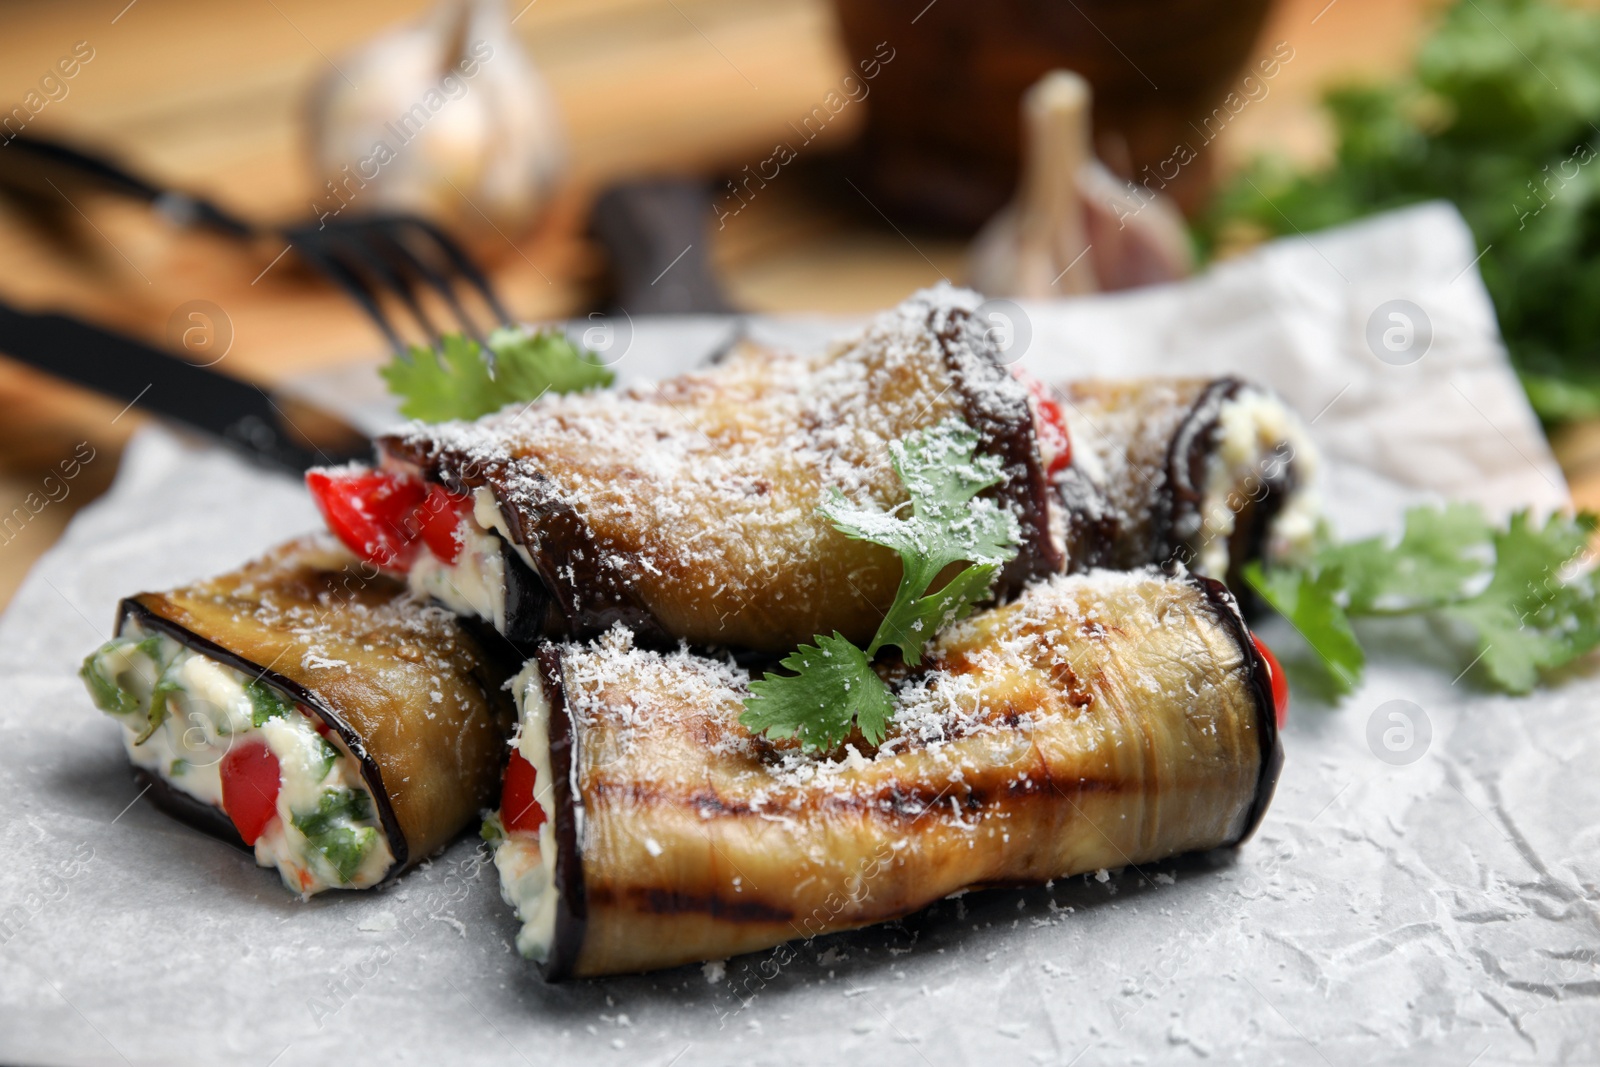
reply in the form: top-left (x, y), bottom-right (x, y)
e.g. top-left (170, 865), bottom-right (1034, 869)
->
top-left (486, 568), bottom-right (1282, 979)
top-left (79, 537), bottom-right (514, 896)
top-left (328, 285), bottom-right (1060, 654)
top-left (1055, 377), bottom-right (1319, 588)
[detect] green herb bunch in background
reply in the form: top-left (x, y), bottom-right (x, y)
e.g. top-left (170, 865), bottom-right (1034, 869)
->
top-left (1202, 0), bottom-right (1600, 423)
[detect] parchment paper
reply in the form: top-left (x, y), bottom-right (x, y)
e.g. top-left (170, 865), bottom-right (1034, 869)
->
top-left (3, 203), bottom-right (1595, 1066)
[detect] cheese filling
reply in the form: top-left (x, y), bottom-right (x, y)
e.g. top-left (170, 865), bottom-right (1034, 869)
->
top-left (487, 659), bottom-right (561, 961)
top-left (1189, 388), bottom-right (1321, 577)
top-left (406, 488), bottom-right (529, 634)
top-left (81, 623), bottom-right (395, 895)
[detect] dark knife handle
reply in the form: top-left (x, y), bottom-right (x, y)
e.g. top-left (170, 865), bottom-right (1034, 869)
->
top-left (590, 178), bottom-right (736, 315)
top-left (0, 300), bottom-right (369, 474)
top-left (0, 134), bottom-right (254, 238)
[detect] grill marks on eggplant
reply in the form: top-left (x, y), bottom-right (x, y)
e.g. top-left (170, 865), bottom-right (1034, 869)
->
top-left (565, 757), bottom-right (1149, 948)
top-left (530, 570), bottom-right (1275, 977)
top-left (591, 885), bottom-right (797, 924)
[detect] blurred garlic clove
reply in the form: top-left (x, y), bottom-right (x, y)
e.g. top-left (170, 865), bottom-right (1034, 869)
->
top-left (1078, 158), bottom-right (1193, 291)
top-left (970, 71), bottom-right (1099, 297)
top-left (969, 70), bottom-right (1192, 299)
top-left (307, 0), bottom-right (566, 247)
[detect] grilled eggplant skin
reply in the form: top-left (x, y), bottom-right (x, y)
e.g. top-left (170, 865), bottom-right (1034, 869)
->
top-left (1056, 377), bottom-right (1310, 591)
top-left (525, 569), bottom-right (1278, 979)
top-left (121, 537), bottom-right (514, 883)
top-left (381, 285), bottom-right (1059, 654)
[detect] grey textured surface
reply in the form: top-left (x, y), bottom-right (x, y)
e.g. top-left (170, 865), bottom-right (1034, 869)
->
top-left (3, 204), bottom-right (1596, 1065)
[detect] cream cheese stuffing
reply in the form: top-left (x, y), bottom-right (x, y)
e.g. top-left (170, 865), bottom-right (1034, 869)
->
top-left (82, 622), bottom-right (394, 895)
top-left (485, 659), bottom-right (561, 962)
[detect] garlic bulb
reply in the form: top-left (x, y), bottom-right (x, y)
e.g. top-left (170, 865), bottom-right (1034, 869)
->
top-left (307, 0), bottom-right (566, 246)
top-left (969, 70), bottom-right (1192, 298)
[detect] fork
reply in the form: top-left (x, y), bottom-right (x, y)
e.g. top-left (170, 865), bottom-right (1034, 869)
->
top-left (0, 134), bottom-right (513, 360)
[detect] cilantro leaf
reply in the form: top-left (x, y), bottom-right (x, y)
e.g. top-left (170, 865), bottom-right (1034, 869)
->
top-left (741, 633), bottom-right (894, 751)
top-left (742, 418), bottom-right (1020, 749)
top-left (381, 327), bottom-right (613, 422)
top-left (821, 417), bottom-right (1020, 665)
top-left (1245, 561), bottom-right (1364, 693)
top-left (1250, 504), bottom-right (1600, 695)
top-left (1441, 511), bottom-right (1600, 693)
top-left (487, 326), bottom-right (616, 397)
top-left (1317, 502), bottom-right (1491, 613)
top-left (873, 562), bottom-right (1002, 662)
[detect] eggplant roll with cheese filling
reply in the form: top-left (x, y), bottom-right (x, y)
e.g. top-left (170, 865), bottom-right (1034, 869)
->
top-left (79, 537), bottom-right (514, 896)
top-left (328, 285), bottom-right (1059, 654)
top-left (486, 568), bottom-right (1281, 979)
top-left (1055, 377), bottom-right (1318, 588)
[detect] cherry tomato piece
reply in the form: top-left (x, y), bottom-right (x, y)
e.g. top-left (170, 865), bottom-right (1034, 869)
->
top-left (501, 749), bottom-right (546, 834)
top-left (1252, 634), bottom-right (1289, 728)
top-left (1035, 394), bottom-right (1073, 477)
top-left (221, 739), bottom-right (282, 846)
top-left (1013, 368), bottom-right (1073, 477)
top-left (305, 468), bottom-right (427, 570)
top-left (418, 483), bottom-right (472, 566)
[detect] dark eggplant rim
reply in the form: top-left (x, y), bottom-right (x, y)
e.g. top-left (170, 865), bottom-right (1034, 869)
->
top-left (115, 597), bottom-right (411, 885)
top-left (376, 442), bottom-right (668, 644)
top-left (930, 302), bottom-right (1064, 591)
top-left (534, 644), bottom-right (587, 982)
top-left (134, 766), bottom-right (247, 847)
top-left (1163, 377), bottom-right (1303, 585)
top-left (1157, 376), bottom-right (1245, 565)
top-left (1178, 568), bottom-right (1283, 845)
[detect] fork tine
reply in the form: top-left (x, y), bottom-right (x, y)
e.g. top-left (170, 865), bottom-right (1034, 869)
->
top-left (369, 220), bottom-right (487, 348)
top-left (396, 215), bottom-right (514, 328)
top-left (291, 233), bottom-right (408, 358)
top-left (333, 222), bottom-right (445, 351)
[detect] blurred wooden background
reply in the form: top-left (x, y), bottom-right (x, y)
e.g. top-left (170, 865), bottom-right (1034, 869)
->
top-left (0, 0), bottom-right (1580, 608)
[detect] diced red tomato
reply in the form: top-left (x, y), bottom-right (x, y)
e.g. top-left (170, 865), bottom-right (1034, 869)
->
top-left (1014, 369), bottom-right (1073, 477)
top-left (1252, 634), bottom-right (1289, 728)
top-left (500, 749), bottom-right (546, 834)
top-left (305, 468), bottom-right (427, 570)
top-left (221, 740), bottom-right (282, 846)
top-left (418, 483), bottom-right (472, 566)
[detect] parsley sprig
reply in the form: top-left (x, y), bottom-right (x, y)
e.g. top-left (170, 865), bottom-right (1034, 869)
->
top-left (381, 327), bottom-right (614, 422)
top-left (1201, 0), bottom-right (1600, 423)
top-left (740, 418), bottom-right (1020, 752)
top-left (1246, 504), bottom-right (1600, 694)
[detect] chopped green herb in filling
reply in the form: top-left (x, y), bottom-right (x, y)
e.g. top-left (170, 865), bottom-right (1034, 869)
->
top-left (80, 626), bottom-right (393, 892)
top-left (313, 734), bottom-right (341, 779)
top-left (292, 789), bottom-right (380, 882)
top-left (245, 679), bottom-right (292, 726)
top-left (142, 675), bottom-right (183, 745)
top-left (80, 635), bottom-right (163, 724)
